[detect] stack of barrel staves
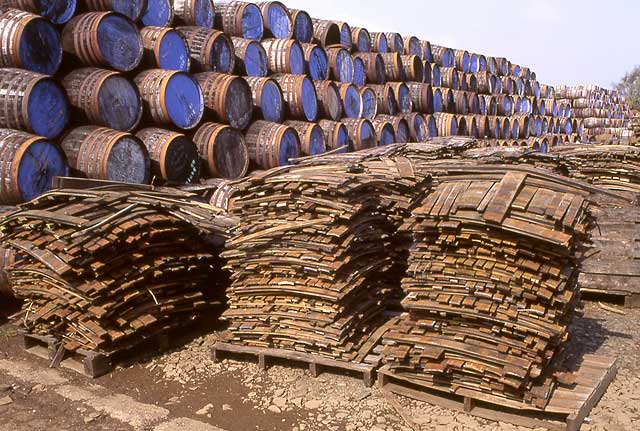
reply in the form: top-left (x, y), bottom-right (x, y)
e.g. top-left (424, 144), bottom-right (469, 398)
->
top-left (555, 85), bottom-right (632, 144)
top-left (0, 0), bottom-right (611, 216)
top-left (380, 164), bottom-right (594, 409)
top-left (0, 188), bottom-right (236, 367)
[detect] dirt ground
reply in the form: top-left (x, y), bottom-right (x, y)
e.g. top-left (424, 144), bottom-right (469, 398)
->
top-left (0, 300), bottom-right (638, 431)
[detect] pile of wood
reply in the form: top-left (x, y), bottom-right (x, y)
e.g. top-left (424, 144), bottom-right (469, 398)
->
top-left (381, 166), bottom-right (593, 408)
top-left (218, 157), bottom-right (435, 362)
top-left (0, 189), bottom-right (235, 356)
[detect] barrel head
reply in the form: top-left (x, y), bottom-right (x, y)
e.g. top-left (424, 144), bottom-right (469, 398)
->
top-left (260, 80), bottom-right (284, 122)
top-left (111, 0), bottom-right (146, 21)
top-left (288, 41), bottom-right (304, 75)
top-left (341, 85), bottom-right (362, 119)
top-left (17, 139), bottom-right (69, 202)
top-left (223, 77), bottom-right (253, 130)
top-left (264, 2), bottom-right (292, 39)
top-left (300, 77), bottom-right (318, 122)
top-left (142, 0), bottom-right (173, 26)
top-left (106, 136), bottom-right (150, 184)
top-left (307, 126), bottom-right (325, 156)
top-left (165, 72), bottom-right (204, 129)
top-left (28, 79), bottom-right (69, 139)
top-left (292, 10), bottom-right (312, 43)
top-left (158, 30), bottom-right (190, 71)
top-left (334, 49), bottom-right (353, 83)
top-left (193, 0), bottom-right (215, 28)
top-left (359, 120), bottom-right (376, 150)
top-left (396, 84), bottom-right (412, 114)
top-left (40, 0), bottom-right (77, 24)
top-left (279, 128), bottom-right (299, 166)
top-left (307, 46), bottom-right (328, 81)
top-left (432, 89), bottom-right (443, 113)
top-left (411, 115), bottom-right (427, 141)
top-left (378, 122), bottom-right (395, 146)
top-left (97, 14), bottom-right (143, 71)
top-left (396, 120), bottom-right (409, 143)
top-left (355, 30), bottom-right (371, 53)
top-left (211, 127), bottom-right (248, 179)
top-left (360, 88), bottom-right (377, 120)
top-left (243, 41), bottom-right (268, 77)
top-left (19, 17), bottom-right (63, 75)
top-left (98, 75), bottom-right (142, 132)
top-left (426, 115), bottom-right (437, 138)
top-left (210, 35), bottom-right (234, 73)
top-left (164, 136), bottom-right (200, 183)
top-left (353, 57), bottom-right (365, 87)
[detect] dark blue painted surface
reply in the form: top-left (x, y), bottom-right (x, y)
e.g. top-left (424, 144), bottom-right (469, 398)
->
top-left (342, 85), bottom-right (361, 119)
top-left (423, 62), bottom-right (431, 84)
top-left (408, 38), bottom-right (421, 57)
top-left (361, 89), bottom-right (376, 120)
top-left (279, 128), bottom-right (298, 166)
top-left (386, 89), bottom-right (398, 115)
top-left (427, 115), bottom-right (437, 138)
top-left (375, 55), bottom-right (386, 84)
top-left (98, 75), bottom-right (141, 132)
top-left (300, 77), bottom-right (318, 122)
top-left (512, 65), bottom-right (521, 77)
top-left (260, 80), bottom-right (284, 122)
top-left (469, 95), bottom-right (479, 114)
top-left (165, 73), bottom-right (204, 129)
top-left (244, 41), bottom-right (268, 77)
top-left (97, 14), bottom-right (142, 71)
top-left (194, 0), bottom-right (215, 28)
top-left (377, 34), bottom-right (388, 53)
top-left (159, 30), bottom-right (190, 71)
top-left (38, 0), bottom-right (77, 24)
top-left (478, 56), bottom-right (486, 72)
top-left (397, 84), bottom-right (411, 114)
top-left (563, 119), bottom-right (572, 135)
top-left (335, 125), bottom-right (349, 153)
top-left (391, 35), bottom-right (403, 54)
top-left (378, 123), bottom-right (395, 146)
top-left (211, 35), bottom-right (233, 73)
top-left (292, 11), bottom-right (312, 43)
top-left (267, 3), bottom-right (291, 39)
top-left (535, 117), bottom-right (543, 137)
top-left (443, 49), bottom-right (454, 68)
top-left (469, 55), bottom-right (478, 73)
top-left (289, 42), bottom-right (305, 75)
top-left (353, 57), bottom-right (365, 86)
top-left (433, 89), bottom-right (443, 112)
top-left (19, 18), bottom-right (62, 75)
top-left (340, 23), bottom-right (352, 48)
top-left (396, 121), bottom-right (409, 143)
top-left (111, 0), bottom-right (145, 21)
top-left (306, 46), bottom-right (328, 81)
top-left (357, 31), bottom-right (371, 52)
top-left (243, 4), bottom-right (265, 40)
top-left (432, 64), bottom-right (441, 86)
top-left (28, 79), bottom-right (68, 139)
top-left (424, 43), bottom-right (433, 62)
top-left (478, 96), bottom-right (486, 115)
top-left (141, 0), bottom-right (172, 27)
top-left (511, 122), bottom-right (519, 139)
top-left (360, 120), bottom-right (375, 149)
top-left (18, 139), bottom-right (69, 202)
top-left (450, 117), bottom-right (457, 136)
top-left (492, 120), bottom-right (501, 139)
top-left (335, 49), bottom-right (354, 83)
top-left (412, 115), bottom-right (427, 141)
top-left (308, 127), bottom-right (325, 155)
top-left (540, 142), bottom-right (548, 153)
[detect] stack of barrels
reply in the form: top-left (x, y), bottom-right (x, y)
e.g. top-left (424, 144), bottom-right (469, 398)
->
top-left (0, 0), bottom-right (634, 207)
top-left (555, 85), bottom-right (633, 144)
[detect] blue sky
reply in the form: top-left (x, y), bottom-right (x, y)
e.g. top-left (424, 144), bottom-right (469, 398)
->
top-left (285, 0), bottom-right (640, 89)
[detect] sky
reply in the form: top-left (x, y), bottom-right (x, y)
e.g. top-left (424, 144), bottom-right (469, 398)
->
top-left (285, 0), bottom-right (640, 89)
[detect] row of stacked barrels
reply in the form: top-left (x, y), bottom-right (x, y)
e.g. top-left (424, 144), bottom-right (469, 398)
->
top-left (0, 0), bottom-right (595, 207)
top-left (555, 85), bottom-right (633, 142)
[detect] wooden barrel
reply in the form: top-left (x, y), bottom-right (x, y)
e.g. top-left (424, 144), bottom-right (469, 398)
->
top-left (172, 0), bottom-right (214, 27)
top-left (485, 116), bottom-right (501, 139)
top-left (439, 87), bottom-right (454, 113)
top-left (301, 43), bottom-right (328, 81)
top-left (433, 113), bottom-right (457, 136)
top-left (0, 246), bottom-right (15, 297)
top-left (60, 126), bottom-right (150, 183)
top-left (465, 73), bottom-right (477, 93)
top-left (401, 112), bottom-right (428, 142)
top-left (337, 21), bottom-right (352, 50)
top-left (496, 95), bottom-right (514, 116)
top-left (494, 57), bottom-right (509, 76)
top-left (63, 12), bottom-right (142, 72)
top-left (62, 67), bottom-right (142, 132)
top-left (359, 87), bottom-right (377, 120)
top-left (407, 82), bottom-right (433, 114)
top-left (0, 8), bottom-right (62, 75)
top-left (500, 76), bottom-right (515, 95)
top-left (231, 37), bottom-right (268, 77)
top-left (476, 54), bottom-right (487, 72)
top-left (468, 53), bottom-right (479, 73)
top-left (261, 38), bottom-right (304, 74)
top-left (401, 55), bottom-right (423, 82)
top-left (384, 32), bottom-right (404, 54)
top-left (352, 52), bottom-right (385, 85)
top-left (313, 80), bottom-right (341, 121)
top-left (215, 1), bottom-right (264, 41)
top-left (1, 0), bottom-right (76, 24)
top-left (452, 90), bottom-right (469, 115)
top-left (456, 115), bottom-right (469, 136)
top-left (380, 53), bottom-right (405, 82)
top-left (370, 32), bottom-right (387, 53)
top-left (195, 73), bottom-right (253, 130)
top-left (243, 76), bottom-right (284, 122)
top-left (352, 27), bottom-right (371, 52)
top-left (337, 82), bottom-right (362, 119)
top-left (371, 117), bottom-right (395, 146)
top-left (458, 71), bottom-right (467, 91)
top-left (257, 1), bottom-right (292, 39)
top-left (81, 0), bottom-right (146, 21)
top-left (509, 117), bottom-right (520, 139)
top-left (473, 71), bottom-right (492, 94)
top-left (369, 84), bottom-right (397, 115)
top-left (378, 114), bottom-right (409, 143)
top-left (474, 115), bottom-right (490, 138)
top-left (311, 19), bottom-right (340, 47)
top-left (179, 26), bottom-right (234, 73)
top-left (342, 118), bottom-right (375, 150)
top-left (404, 36), bottom-right (421, 58)
top-left (193, 121), bottom-right (248, 179)
top-left (284, 120), bottom-right (325, 156)
top-left (140, 26), bottom-right (190, 71)
top-left (420, 40), bottom-right (433, 62)
top-left (459, 115), bottom-right (477, 137)
top-left (422, 61), bottom-right (432, 85)
top-left (440, 67), bottom-right (459, 89)
top-left (272, 74), bottom-right (317, 121)
top-left (486, 56), bottom-right (497, 75)
top-left (386, 82), bottom-right (412, 114)
top-left (478, 94), bottom-right (486, 115)
top-left (141, 0), bottom-right (174, 27)
top-left (352, 56), bottom-right (366, 86)
top-left (527, 136), bottom-right (549, 153)
top-left (245, 120), bottom-right (299, 169)
top-left (431, 45), bottom-right (454, 67)
top-left (318, 120), bottom-right (348, 152)
top-left (290, 9), bottom-right (312, 43)
top-left (468, 92), bottom-right (480, 115)
top-left (136, 127), bottom-right (200, 184)
top-left (432, 87), bottom-right (443, 113)
top-left (326, 47), bottom-right (354, 83)
top-left (0, 129), bottom-right (68, 204)
top-left (424, 114), bottom-right (437, 138)
top-left (431, 64), bottom-right (441, 86)
top-left (0, 68), bottom-right (69, 139)
top-left (135, 69), bottom-right (204, 130)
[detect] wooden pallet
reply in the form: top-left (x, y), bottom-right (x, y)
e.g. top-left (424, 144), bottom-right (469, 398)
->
top-left (378, 354), bottom-right (618, 431)
top-left (212, 342), bottom-right (379, 387)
